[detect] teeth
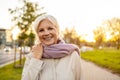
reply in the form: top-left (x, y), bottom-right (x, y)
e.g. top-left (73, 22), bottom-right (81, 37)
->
top-left (44, 36), bottom-right (52, 41)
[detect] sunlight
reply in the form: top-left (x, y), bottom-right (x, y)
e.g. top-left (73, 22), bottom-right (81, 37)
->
top-left (105, 32), bottom-right (112, 41)
top-left (84, 34), bottom-right (95, 42)
top-left (11, 27), bottom-right (20, 40)
top-left (0, 0), bottom-right (120, 43)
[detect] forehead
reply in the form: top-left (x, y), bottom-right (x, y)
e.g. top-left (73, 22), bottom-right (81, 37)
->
top-left (39, 19), bottom-right (53, 25)
top-left (37, 19), bottom-right (55, 29)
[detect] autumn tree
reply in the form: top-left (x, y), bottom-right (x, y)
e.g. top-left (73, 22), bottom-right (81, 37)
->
top-left (104, 17), bottom-right (120, 49)
top-left (63, 27), bottom-right (81, 47)
top-left (93, 26), bottom-right (106, 48)
top-left (9, 0), bottom-right (45, 47)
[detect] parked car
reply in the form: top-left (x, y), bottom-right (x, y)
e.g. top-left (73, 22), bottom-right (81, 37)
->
top-left (4, 47), bottom-right (12, 52)
top-left (80, 46), bottom-right (93, 52)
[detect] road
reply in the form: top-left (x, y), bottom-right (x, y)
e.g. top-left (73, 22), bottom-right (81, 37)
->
top-left (0, 49), bottom-right (21, 67)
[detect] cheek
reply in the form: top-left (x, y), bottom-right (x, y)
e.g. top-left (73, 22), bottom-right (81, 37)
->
top-left (38, 33), bottom-right (42, 39)
top-left (54, 32), bottom-right (59, 39)
top-left (54, 29), bottom-right (59, 35)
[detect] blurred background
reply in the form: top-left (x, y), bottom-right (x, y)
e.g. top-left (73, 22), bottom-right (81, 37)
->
top-left (0, 0), bottom-right (120, 49)
top-left (0, 0), bottom-right (120, 80)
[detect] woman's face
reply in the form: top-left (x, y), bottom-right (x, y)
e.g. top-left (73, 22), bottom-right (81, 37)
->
top-left (37, 19), bottom-right (59, 46)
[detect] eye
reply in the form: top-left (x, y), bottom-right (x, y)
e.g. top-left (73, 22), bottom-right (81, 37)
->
top-left (39, 29), bottom-right (44, 32)
top-left (48, 27), bottom-right (53, 30)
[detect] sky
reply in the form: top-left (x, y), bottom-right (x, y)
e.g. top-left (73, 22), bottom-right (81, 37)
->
top-left (0, 0), bottom-right (120, 42)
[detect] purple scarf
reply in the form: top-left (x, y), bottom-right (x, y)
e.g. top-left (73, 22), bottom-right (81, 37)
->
top-left (42, 39), bottom-right (80, 58)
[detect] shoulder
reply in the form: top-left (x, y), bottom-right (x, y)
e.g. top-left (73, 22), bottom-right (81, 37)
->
top-left (71, 51), bottom-right (81, 62)
top-left (62, 51), bottom-right (81, 63)
top-left (71, 51), bottom-right (80, 60)
top-left (68, 51), bottom-right (81, 69)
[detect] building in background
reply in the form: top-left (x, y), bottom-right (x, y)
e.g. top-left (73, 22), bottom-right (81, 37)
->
top-left (0, 28), bottom-right (6, 48)
top-left (0, 27), bottom-right (13, 48)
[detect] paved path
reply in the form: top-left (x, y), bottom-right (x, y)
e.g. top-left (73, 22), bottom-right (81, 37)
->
top-left (81, 59), bottom-right (120, 80)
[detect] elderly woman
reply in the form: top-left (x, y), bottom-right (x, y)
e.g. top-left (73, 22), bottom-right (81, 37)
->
top-left (21, 14), bottom-right (82, 80)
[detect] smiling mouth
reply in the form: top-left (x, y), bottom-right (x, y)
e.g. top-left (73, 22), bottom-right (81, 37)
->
top-left (43, 36), bottom-right (53, 41)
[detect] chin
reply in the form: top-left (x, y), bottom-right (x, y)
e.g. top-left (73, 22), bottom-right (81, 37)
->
top-left (42, 39), bottom-right (58, 46)
top-left (43, 42), bottom-right (55, 46)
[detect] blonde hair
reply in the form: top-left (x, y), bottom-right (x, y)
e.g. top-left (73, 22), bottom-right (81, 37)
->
top-left (33, 14), bottom-right (60, 44)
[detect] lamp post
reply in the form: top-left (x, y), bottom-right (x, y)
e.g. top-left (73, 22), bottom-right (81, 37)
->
top-left (12, 27), bottom-right (22, 68)
top-left (13, 39), bottom-right (17, 67)
top-left (12, 32), bottom-right (17, 67)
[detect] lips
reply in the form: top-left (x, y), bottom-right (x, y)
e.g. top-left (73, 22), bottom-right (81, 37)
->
top-left (43, 35), bottom-right (53, 41)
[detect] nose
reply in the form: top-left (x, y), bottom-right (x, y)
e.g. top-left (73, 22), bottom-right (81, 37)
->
top-left (44, 30), bottom-right (50, 35)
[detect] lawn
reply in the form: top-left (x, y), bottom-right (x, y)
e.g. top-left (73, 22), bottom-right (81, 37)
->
top-left (81, 48), bottom-right (120, 75)
top-left (0, 60), bottom-right (24, 80)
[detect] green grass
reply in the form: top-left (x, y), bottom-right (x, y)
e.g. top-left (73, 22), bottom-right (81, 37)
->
top-left (0, 60), bottom-right (25, 80)
top-left (81, 48), bottom-right (120, 74)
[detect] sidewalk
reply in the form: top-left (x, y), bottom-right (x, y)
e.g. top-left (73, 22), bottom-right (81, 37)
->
top-left (81, 59), bottom-right (120, 80)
